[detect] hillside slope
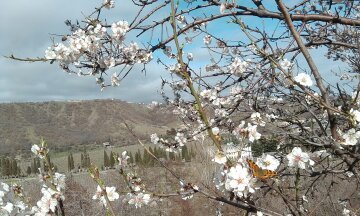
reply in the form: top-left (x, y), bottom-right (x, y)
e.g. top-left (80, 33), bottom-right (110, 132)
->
top-left (0, 100), bottom-right (176, 155)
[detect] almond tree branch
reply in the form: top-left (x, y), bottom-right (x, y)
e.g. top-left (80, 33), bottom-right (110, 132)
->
top-left (275, 0), bottom-right (338, 139)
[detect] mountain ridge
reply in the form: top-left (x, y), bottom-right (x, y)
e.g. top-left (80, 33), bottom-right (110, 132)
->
top-left (0, 99), bottom-right (176, 155)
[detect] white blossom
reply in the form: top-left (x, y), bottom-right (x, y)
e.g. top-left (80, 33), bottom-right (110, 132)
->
top-left (257, 154), bottom-right (280, 171)
top-left (246, 123), bottom-right (261, 142)
top-left (200, 89), bottom-right (217, 100)
top-left (1, 183), bottom-right (9, 192)
top-left (111, 21), bottom-right (129, 40)
top-left (45, 47), bottom-right (57, 59)
top-left (286, 147), bottom-right (314, 169)
top-left (220, 2), bottom-right (226, 14)
top-left (250, 112), bottom-right (266, 127)
top-left (53, 173), bottom-right (66, 191)
top-left (215, 108), bottom-right (228, 117)
top-left (256, 212), bottom-right (264, 216)
top-left (92, 185), bottom-right (119, 206)
top-left (280, 59), bottom-right (292, 71)
top-left (127, 193), bottom-right (151, 208)
top-left (342, 208), bottom-right (351, 216)
top-left (0, 191), bottom-right (5, 204)
top-left (294, 73), bottom-right (313, 87)
top-left (176, 15), bottom-right (186, 24)
top-left (111, 73), bottom-right (120, 86)
top-left (230, 86), bottom-right (242, 95)
top-left (36, 188), bottom-right (59, 214)
top-left (225, 164), bottom-right (256, 197)
top-left (212, 127), bottom-right (220, 135)
top-left (228, 58), bottom-right (249, 76)
top-left (187, 53), bottom-right (193, 61)
top-left (103, 0), bottom-right (115, 9)
top-left (94, 24), bottom-right (107, 36)
top-left (203, 35), bottom-right (212, 45)
top-left (175, 132), bottom-right (187, 146)
top-left (345, 171), bottom-right (354, 178)
top-left (99, 57), bottom-right (115, 69)
top-left (118, 151), bottom-right (130, 167)
top-left (2, 202), bottom-right (13, 214)
top-left (341, 129), bottom-right (360, 146)
top-left (14, 201), bottom-right (26, 212)
top-left (349, 109), bottom-right (360, 123)
top-left (150, 133), bottom-right (160, 144)
top-left (31, 144), bottom-right (46, 159)
top-left (212, 151), bottom-right (227, 164)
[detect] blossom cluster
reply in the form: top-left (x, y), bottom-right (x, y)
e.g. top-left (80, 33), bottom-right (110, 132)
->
top-left (44, 3), bottom-right (152, 90)
top-left (0, 183), bottom-right (28, 215)
top-left (92, 185), bottom-right (119, 206)
top-left (0, 143), bottom-right (67, 215)
top-left (213, 146), bottom-right (313, 200)
top-left (150, 132), bottom-right (187, 152)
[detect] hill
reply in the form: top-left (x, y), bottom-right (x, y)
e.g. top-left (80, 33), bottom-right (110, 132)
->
top-left (0, 100), bottom-right (176, 155)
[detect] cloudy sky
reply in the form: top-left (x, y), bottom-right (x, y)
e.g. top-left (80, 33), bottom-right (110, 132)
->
top-left (0, 0), bottom-right (347, 103)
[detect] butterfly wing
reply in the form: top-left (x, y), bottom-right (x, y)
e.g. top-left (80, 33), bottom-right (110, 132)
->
top-left (262, 170), bottom-right (277, 180)
top-left (246, 159), bottom-right (277, 180)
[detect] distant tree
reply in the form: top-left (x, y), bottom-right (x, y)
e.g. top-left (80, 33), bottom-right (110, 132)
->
top-left (31, 158), bottom-right (36, 174)
top-left (168, 151), bottom-right (175, 161)
top-left (10, 158), bottom-right (18, 176)
top-left (85, 153), bottom-right (91, 168)
top-left (128, 151), bottom-right (134, 164)
top-left (161, 148), bottom-right (168, 160)
top-left (71, 153), bottom-right (75, 170)
top-left (26, 166), bottom-right (32, 176)
top-left (67, 155), bottom-right (72, 172)
top-left (0, 158), bottom-right (3, 176)
top-left (67, 153), bottom-right (75, 171)
top-left (175, 154), bottom-right (182, 163)
top-left (66, 153), bottom-right (74, 171)
top-left (109, 151), bottom-right (115, 168)
top-left (103, 150), bottom-right (109, 168)
top-left (80, 151), bottom-right (91, 169)
top-left (31, 158), bottom-right (39, 174)
top-left (134, 150), bottom-right (142, 165)
top-left (80, 153), bottom-right (84, 168)
top-left (153, 147), bottom-right (159, 158)
top-left (181, 145), bottom-right (191, 162)
top-left (190, 146), bottom-right (196, 159)
top-left (4, 158), bottom-right (10, 176)
top-left (142, 149), bottom-right (150, 166)
top-left (148, 147), bottom-right (155, 166)
top-left (181, 146), bottom-right (188, 160)
top-left (17, 165), bottom-right (21, 176)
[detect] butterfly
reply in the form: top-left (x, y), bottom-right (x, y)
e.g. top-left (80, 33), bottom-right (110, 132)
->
top-left (246, 159), bottom-right (277, 181)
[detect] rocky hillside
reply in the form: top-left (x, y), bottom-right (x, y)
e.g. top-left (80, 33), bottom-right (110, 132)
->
top-left (0, 100), bottom-right (176, 155)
